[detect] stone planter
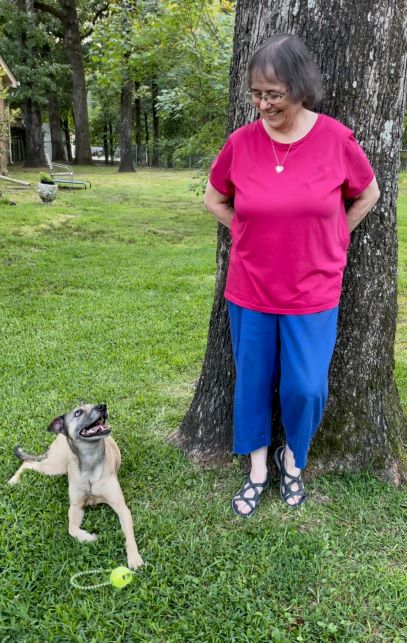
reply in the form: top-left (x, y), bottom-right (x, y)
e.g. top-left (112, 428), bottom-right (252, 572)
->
top-left (37, 182), bottom-right (58, 205)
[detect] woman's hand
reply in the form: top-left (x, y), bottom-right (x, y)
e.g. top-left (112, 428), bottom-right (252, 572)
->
top-left (204, 181), bottom-right (234, 229)
top-left (346, 177), bottom-right (380, 232)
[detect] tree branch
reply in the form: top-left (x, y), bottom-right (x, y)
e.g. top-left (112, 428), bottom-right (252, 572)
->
top-left (33, 0), bottom-right (65, 23)
top-left (81, 3), bottom-right (110, 39)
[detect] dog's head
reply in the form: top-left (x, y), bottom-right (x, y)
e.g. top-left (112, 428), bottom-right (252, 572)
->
top-left (48, 403), bottom-right (111, 442)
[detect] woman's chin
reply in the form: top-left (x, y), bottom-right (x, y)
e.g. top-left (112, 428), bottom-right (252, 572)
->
top-left (263, 113), bottom-right (284, 129)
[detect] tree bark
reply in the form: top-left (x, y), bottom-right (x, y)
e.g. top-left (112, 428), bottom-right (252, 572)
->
top-left (144, 111), bottom-right (149, 165)
top-left (61, 0), bottom-right (92, 164)
top-left (135, 90), bottom-right (142, 167)
top-left (118, 78), bottom-right (135, 172)
top-left (48, 93), bottom-right (66, 161)
top-left (62, 117), bottom-right (73, 162)
top-left (171, 0), bottom-right (407, 484)
top-left (109, 119), bottom-right (114, 165)
top-left (151, 78), bottom-right (160, 167)
top-left (117, 0), bottom-right (135, 172)
top-left (18, 0), bottom-right (45, 167)
top-left (103, 121), bottom-right (109, 165)
top-left (34, 0), bottom-right (93, 164)
top-left (23, 98), bottom-right (46, 167)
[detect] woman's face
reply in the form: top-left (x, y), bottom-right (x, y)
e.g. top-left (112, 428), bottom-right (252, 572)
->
top-left (250, 70), bottom-right (303, 132)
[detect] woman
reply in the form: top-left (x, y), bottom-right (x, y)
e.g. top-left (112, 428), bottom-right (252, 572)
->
top-left (204, 34), bottom-right (380, 516)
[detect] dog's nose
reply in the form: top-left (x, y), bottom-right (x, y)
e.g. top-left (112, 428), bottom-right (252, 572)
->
top-left (96, 404), bottom-right (107, 413)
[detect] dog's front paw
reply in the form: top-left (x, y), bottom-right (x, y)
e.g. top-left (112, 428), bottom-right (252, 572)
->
top-left (74, 529), bottom-right (98, 543)
top-left (127, 552), bottom-right (144, 570)
top-left (7, 475), bottom-right (20, 485)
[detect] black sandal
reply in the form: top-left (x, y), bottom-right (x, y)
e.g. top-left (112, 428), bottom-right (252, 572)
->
top-left (273, 446), bottom-right (307, 507)
top-left (231, 475), bottom-right (270, 518)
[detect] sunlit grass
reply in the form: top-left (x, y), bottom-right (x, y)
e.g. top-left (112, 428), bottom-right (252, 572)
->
top-left (0, 165), bottom-right (405, 642)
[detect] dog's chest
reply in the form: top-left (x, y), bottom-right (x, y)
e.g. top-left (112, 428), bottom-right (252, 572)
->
top-left (69, 461), bottom-right (105, 494)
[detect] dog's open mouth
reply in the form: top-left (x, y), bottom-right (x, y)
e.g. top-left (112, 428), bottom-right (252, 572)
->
top-left (79, 416), bottom-right (110, 438)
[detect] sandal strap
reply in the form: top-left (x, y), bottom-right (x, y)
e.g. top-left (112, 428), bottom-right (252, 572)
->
top-left (275, 446), bottom-right (307, 504)
top-left (232, 476), bottom-right (269, 515)
top-left (282, 473), bottom-right (305, 491)
top-left (232, 476), bottom-right (268, 502)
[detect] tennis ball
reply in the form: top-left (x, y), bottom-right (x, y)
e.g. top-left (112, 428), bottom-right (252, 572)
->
top-left (110, 566), bottom-right (134, 589)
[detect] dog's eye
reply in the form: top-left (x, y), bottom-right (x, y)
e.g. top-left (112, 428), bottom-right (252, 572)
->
top-left (74, 409), bottom-right (83, 417)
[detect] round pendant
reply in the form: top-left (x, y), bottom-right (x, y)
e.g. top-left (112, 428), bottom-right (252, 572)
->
top-left (275, 165), bottom-right (284, 173)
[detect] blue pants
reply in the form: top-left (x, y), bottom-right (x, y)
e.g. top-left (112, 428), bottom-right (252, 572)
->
top-left (228, 302), bottom-right (338, 469)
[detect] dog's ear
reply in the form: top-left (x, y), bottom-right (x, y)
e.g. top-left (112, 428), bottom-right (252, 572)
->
top-left (47, 415), bottom-right (65, 433)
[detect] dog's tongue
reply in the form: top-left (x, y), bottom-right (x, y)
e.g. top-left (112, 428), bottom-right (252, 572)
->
top-left (83, 424), bottom-right (104, 436)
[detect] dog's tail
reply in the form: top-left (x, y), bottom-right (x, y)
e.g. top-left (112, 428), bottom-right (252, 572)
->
top-left (13, 446), bottom-right (47, 462)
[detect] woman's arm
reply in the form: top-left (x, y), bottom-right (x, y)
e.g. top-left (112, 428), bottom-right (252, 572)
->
top-left (346, 177), bottom-right (380, 233)
top-left (204, 181), bottom-right (234, 230)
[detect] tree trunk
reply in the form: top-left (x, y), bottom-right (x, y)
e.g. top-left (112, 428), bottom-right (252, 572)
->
top-left (151, 79), bottom-right (160, 167)
top-left (118, 79), bottom-right (135, 172)
top-left (19, 0), bottom-right (45, 167)
top-left (48, 94), bottom-right (66, 161)
top-left (171, 0), bottom-right (407, 484)
top-left (60, 0), bottom-right (93, 164)
top-left (109, 120), bottom-right (114, 165)
top-left (117, 0), bottom-right (135, 172)
top-left (23, 98), bottom-right (46, 167)
top-left (34, 0), bottom-right (93, 164)
top-left (62, 117), bottom-right (73, 163)
top-left (144, 111), bottom-right (149, 165)
top-left (135, 91), bottom-right (142, 167)
top-left (103, 121), bottom-right (109, 165)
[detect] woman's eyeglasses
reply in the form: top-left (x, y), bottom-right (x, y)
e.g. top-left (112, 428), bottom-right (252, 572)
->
top-left (246, 89), bottom-right (287, 104)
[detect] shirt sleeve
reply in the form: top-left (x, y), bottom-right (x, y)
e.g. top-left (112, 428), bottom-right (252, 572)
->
top-left (209, 137), bottom-right (235, 197)
top-left (342, 134), bottom-right (375, 199)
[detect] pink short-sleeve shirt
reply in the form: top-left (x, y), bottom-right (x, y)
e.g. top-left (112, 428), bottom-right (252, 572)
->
top-left (209, 115), bottom-right (375, 314)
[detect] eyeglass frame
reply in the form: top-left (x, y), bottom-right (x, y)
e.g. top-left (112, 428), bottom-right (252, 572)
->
top-left (245, 88), bottom-right (287, 104)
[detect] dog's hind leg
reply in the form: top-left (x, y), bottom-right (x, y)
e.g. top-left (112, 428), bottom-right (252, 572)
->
top-left (8, 441), bottom-right (68, 485)
top-left (8, 457), bottom-right (68, 485)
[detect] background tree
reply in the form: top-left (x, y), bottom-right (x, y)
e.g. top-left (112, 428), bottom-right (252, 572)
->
top-left (172, 0), bottom-right (407, 484)
top-left (33, 0), bottom-right (109, 164)
top-left (118, 0), bottom-right (136, 172)
top-left (0, 0), bottom-right (68, 166)
top-left (89, 0), bottom-right (137, 169)
top-left (152, 0), bottom-right (234, 168)
top-left (89, 0), bottom-right (233, 168)
top-left (48, 93), bottom-right (66, 161)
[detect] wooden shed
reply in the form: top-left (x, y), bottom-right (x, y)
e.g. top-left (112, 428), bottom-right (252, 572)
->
top-left (0, 56), bottom-right (18, 175)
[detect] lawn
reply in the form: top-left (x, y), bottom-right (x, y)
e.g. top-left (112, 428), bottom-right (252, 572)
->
top-left (0, 165), bottom-right (406, 642)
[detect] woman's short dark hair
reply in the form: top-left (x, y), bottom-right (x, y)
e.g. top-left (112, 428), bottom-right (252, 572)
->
top-left (247, 34), bottom-right (323, 108)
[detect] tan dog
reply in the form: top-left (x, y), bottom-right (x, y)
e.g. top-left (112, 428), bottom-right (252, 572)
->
top-left (8, 403), bottom-right (143, 570)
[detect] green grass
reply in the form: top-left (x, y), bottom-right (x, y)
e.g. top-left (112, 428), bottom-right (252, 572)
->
top-left (0, 166), bottom-right (406, 642)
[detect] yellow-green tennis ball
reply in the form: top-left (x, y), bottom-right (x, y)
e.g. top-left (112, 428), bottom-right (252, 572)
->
top-left (110, 566), bottom-right (133, 589)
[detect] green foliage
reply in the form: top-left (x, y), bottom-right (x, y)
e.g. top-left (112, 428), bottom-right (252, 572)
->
top-left (0, 0), bottom-right (70, 107)
top-left (89, 0), bottom-right (234, 166)
top-left (0, 165), bottom-right (406, 641)
top-left (0, 0), bottom-right (234, 167)
top-left (39, 172), bottom-right (55, 184)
